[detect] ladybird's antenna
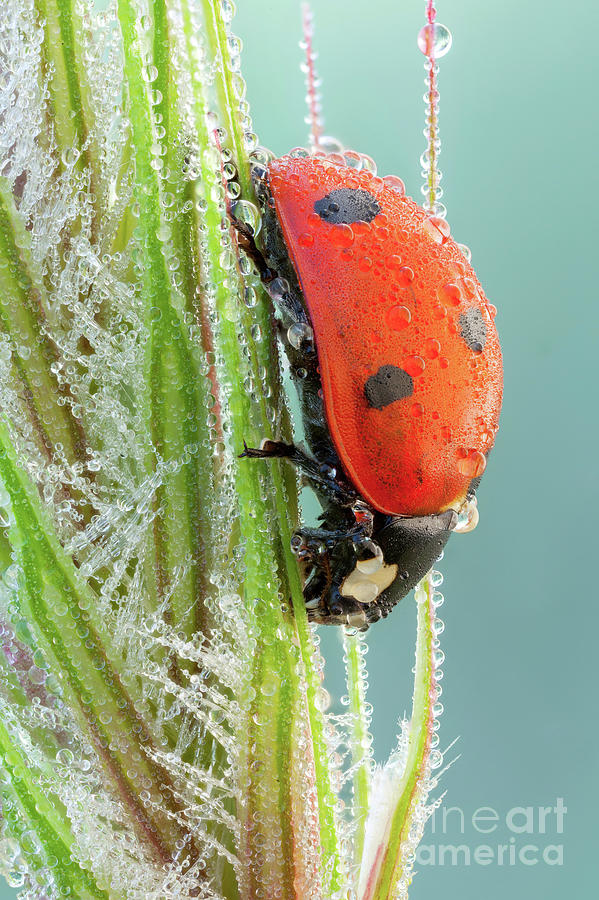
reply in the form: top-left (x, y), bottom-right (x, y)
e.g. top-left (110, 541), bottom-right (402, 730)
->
top-left (300, 3), bottom-right (323, 152)
top-left (418, 1), bottom-right (452, 217)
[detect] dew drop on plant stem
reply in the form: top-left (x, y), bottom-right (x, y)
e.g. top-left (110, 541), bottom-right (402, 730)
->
top-left (60, 147), bottom-right (80, 166)
top-left (417, 23), bottom-right (453, 58)
top-left (231, 198), bottom-right (261, 235)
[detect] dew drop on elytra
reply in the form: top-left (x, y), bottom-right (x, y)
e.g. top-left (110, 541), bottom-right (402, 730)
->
top-left (330, 224), bottom-right (354, 248)
top-left (403, 355), bottom-right (425, 377)
top-left (386, 305), bottom-right (411, 331)
top-left (383, 174), bottom-right (406, 195)
top-left (440, 282), bottom-right (461, 305)
top-left (457, 449), bottom-right (487, 478)
top-left (423, 215), bottom-right (451, 245)
top-left (397, 266), bottom-right (414, 287)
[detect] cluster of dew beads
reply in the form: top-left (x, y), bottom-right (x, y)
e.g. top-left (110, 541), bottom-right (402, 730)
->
top-left (287, 143), bottom-right (379, 178)
top-left (418, 2), bottom-right (452, 218)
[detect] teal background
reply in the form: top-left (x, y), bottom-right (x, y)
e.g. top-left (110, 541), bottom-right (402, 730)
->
top-left (235, 0), bottom-right (598, 897)
top-left (2, 0), bottom-right (597, 897)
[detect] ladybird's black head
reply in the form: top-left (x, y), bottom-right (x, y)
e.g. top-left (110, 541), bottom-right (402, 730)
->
top-left (304, 509), bottom-right (457, 628)
top-left (372, 510), bottom-right (457, 619)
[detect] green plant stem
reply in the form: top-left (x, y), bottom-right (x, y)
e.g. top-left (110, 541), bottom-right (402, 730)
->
top-left (195, 4), bottom-right (345, 889)
top-left (35, 0), bottom-right (102, 232)
top-left (0, 184), bottom-right (88, 469)
top-left (0, 422), bottom-right (200, 867)
top-left (117, 0), bottom-right (216, 652)
top-left (361, 576), bottom-right (436, 900)
top-left (0, 712), bottom-right (108, 899)
top-left (344, 631), bottom-right (371, 867)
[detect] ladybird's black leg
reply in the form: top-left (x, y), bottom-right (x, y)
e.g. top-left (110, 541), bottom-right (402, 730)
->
top-left (229, 214), bottom-right (277, 284)
top-left (240, 439), bottom-right (359, 507)
top-left (294, 525), bottom-right (385, 627)
top-left (229, 214), bottom-right (312, 328)
top-left (290, 524), bottom-right (378, 563)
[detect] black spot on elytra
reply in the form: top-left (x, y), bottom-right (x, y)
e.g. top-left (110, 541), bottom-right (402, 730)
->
top-left (459, 308), bottom-right (487, 353)
top-left (364, 365), bottom-right (413, 410)
top-left (314, 188), bottom-right (381, 225)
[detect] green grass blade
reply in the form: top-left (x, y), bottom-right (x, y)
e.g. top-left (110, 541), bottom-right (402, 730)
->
top-left (359, 575), bottom-right (441, 900)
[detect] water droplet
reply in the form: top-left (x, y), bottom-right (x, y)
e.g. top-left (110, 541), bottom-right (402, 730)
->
top-left (410, 402), bottom-right (424, 417)
top-left (243, 131), bottom-right (259, 153)
top-left (358, 256), bottom-right (373, 271)
top-left (330, 224), bottom-right (354, 248)
top-left (425, 338), bottom-right (441, 359)
top-left (231, 198), bottom-right (261, 235)
top-left (386, 305), bottom-right (411, 330)
top-left (298, 232), bottom-right (314, 247)
top-left (386, 254), bottom-right (403, 270)
top-left (287, 322), bottom-right (313, 349)
top-left (398, 266), bottom-right (418, 293)
top-left (56, 748), bottom-right (74, 766)
top-left (440, 282), bottom-right (461, 305)
top-left (459, 276), bottom-right (477, 299)
top-left (28, 666), bottom-right (46, 686)
top-left (383, 174), bottom-right (406, 195)
top-left (267, 277), bottom-right (289, 300)
top-left (423, 215), bottom-right (451, 244)
top-left (142, 64), bottom-right (158, 83)
top-left (417, 23), bottom-right (453, 58)
top-left (61, 147), bottom-right (80, 166)
top-left (458, 242), bottom-right (472, 262)
top-left (403, 355), bottom-right (425, 377)
top-left (457, 449), bottom-right (487, 478)
top-left (454, 497), bottom-right (479, 533)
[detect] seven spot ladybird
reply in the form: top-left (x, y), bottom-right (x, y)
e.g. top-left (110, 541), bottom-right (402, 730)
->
top-left (236, 152), bottom-right (502, 628)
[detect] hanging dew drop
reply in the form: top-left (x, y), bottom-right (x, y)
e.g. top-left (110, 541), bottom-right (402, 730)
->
top-left (454, 497), bottom-right (480, 534)
top-left (417, 23), bottom-right (453, 58)
top-left (457, 449), bottom-right (487, 478)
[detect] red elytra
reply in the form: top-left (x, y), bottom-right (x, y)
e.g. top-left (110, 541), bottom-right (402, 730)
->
top-left (268, 155), bottom-right (503, 517)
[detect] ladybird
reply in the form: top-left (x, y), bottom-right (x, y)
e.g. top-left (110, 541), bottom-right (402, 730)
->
top-left (236, 153), bottom-right (502, 628)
